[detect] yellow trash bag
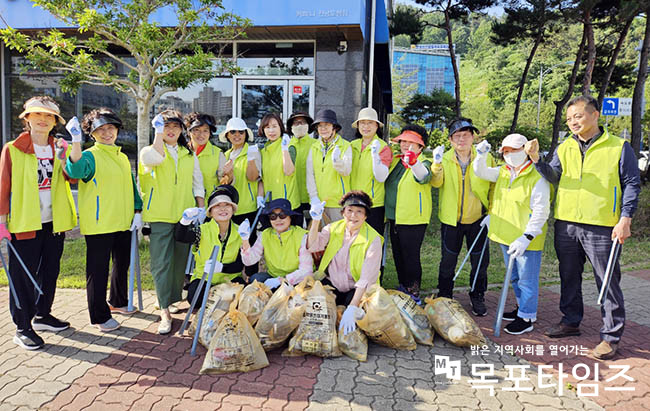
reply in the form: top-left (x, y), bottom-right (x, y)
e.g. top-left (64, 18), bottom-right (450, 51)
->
top-left (285, 279), bottom-right (342, 357)
top-left (424, 296), bottom-right (487, 347)
top-left (199, 300), bottom-right (269, 374)
top-left (238, 280), bottom-right (273, 327)
top-left (357, 285), bottom-right (416, 351)
top-left (255, 282), bottom-right (306, 351)
top-left (189, 282), bottom-right (244, 348)
top-left (387, 290), bottom-right (434, 346)
top-left (336, 305), bottom-right (368, 361)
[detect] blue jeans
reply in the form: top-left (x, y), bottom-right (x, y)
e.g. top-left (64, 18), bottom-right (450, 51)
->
top-left (499, 244), bottom-right (541, 321)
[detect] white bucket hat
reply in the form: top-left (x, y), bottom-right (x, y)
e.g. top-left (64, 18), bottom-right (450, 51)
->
top-left (351, 107), bottom-right (384, 128)
top-left (218, 117), bottom-right (254, 143)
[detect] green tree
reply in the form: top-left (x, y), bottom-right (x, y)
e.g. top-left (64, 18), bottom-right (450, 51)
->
top-left (1, 0), bottom-right (249, 154)
top-left (401, 90), bottom-right (456, 132)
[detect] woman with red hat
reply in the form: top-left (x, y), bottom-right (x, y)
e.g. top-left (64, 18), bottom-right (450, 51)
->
top-left (384, 124), bottom-right (433, 304)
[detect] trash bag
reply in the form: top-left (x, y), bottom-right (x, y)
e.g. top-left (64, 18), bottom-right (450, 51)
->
top-left (357, 285), bottom-right (416, 351)
top-left (424, 296), bottom-right (487, 347)
top-left (199, 301), bottom-right (269, 375)
top-left (284, 280), bottom-right (342, 357)
top-left (255, 282), bottom-right (306, 351)
top-left (336, 305), bottom-right (368, 361)
top-left (387, 290), bottom-right (434, 346)
top-left (238, 280), bottom-right (273, 327)
top-left (189, 282), bottom-right (244, 348)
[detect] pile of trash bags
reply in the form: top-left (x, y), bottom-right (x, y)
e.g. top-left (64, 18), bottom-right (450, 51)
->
top-left (191, 276), bottom-right (486, 374)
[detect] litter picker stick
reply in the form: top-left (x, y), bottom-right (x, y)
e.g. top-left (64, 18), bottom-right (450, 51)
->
top-left (190, 245), bottom-right (220, 356)
top-left (5, 240), bottom-right (43, 295)
top-left (250, 191), bottom-right (271, 232)
top-left (0, 242), bottom-right (23, 309)
top-left (470, 236), bottom-right (489, 293)
top-left (597, 239), bottom-right (621, 306)
top-left (381, 222), bottom-right (389, 267)
top-left (494, 255), bottom-right (515, 337)
top-left (128, 230), bottom-right (144, 312)
top-left (453, 224), bottom-right (486, 281)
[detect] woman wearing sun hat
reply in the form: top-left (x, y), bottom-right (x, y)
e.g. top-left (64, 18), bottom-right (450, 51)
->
top-left (350, 107), bottom-right (392, 235)
top-left (65, 108), bottom-right (143, 332)
top-left (0, 95), bottom-right (77, 350)
top-left (184, 112), bottom-right (226, 196)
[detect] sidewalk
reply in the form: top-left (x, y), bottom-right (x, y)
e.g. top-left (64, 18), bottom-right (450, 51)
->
top-left (0, 272), bottom-right (647, 409)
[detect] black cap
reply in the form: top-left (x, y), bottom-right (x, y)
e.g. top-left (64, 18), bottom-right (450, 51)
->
top-left (207, 184), bottom-right (239, 207)
top-left (90, 112), bottom-right (122, 134)
top-left (187, 114), bottom-right (217, 133)
top-left (310, 109), bottom-right (341, 133)
top-left (263, 198), bottom-right (299, 216)
top-left (448, 119), bottom-right (479, 137)
top-left (341, 193), bottom-right (372, 213)
top-left (287, 111), bottom-right (314, 130)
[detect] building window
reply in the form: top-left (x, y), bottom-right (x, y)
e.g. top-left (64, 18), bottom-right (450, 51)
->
top-left (236, 42), bottom-right (314, 76)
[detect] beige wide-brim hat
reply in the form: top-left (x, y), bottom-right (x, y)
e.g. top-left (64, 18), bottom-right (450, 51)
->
top-left (351, 107), bottom-right (384, 128)
top-left (19, 99), bottom-right (65, 124)
top-left (218, 117), bottom-right (254, 143)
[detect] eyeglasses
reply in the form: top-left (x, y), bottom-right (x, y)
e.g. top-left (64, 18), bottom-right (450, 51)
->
top-left (269, 212), bottom-right (288, 221)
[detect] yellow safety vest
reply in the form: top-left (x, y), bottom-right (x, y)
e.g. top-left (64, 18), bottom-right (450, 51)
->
top-left (350, 136), bottom-right (387, 207)
top-left (555, 130), bottom-right (624, 227)
top-left (139, 145), bottom-right (195, 223)
top-left (261, 137), bottom-right (300, 209)
top-left (262, 225), bottom-right (307, 277)
top-left (191, 219), bottom-right (242, 284)
top-left (395, 163), bottom-right (433, 225)
top-left (78, 143), bottom-right (134, 235)
top-left (294, 134), bottom-right (315, 204)
top-left (197, 142), bottom-right (222, 197)
top-left (225, 143), bottom-right (258, 215)
top-left (318, 220), bottom-right (382, 282)
top-left (488, 163), bottom-right (547, 251)
top-left (7, 143), bottom-right (76, 234)
top-left (311, 135), bottom-right (351, 208)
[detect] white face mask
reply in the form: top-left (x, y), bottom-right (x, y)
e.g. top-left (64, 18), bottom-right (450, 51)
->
top-left (504, 150), bottom-right (528, 168)
top-left (291, 124), bottom-right (309, 137)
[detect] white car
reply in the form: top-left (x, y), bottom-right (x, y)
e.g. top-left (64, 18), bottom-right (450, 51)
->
top-left (639, 150), bottom-right (649, 183)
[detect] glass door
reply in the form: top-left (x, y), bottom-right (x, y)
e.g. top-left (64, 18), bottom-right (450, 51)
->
top-left (288, 80), bottom-right (314, 117)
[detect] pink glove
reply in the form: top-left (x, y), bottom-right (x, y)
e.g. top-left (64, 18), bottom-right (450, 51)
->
top-left (55, 139), bottom-right (69, 161)
top-left (0, 223), bottom-right (10, 241)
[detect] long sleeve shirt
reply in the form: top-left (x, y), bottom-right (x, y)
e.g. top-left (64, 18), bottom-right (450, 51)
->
top-left (140, 143), bottom-right (205, 199)
top-left (307, 224), bottom-right (382, 292)
top-left (240, 232), bottom-right (313, 285)
top-left (305, 136), bottom-right (353, 201)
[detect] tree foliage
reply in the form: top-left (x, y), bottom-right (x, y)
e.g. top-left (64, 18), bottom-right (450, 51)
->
top-left (401, 90), bottom-right (457, 133)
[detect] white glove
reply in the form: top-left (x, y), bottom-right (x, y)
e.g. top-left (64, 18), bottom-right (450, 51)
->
top-left (331, 145), bottom-right (342, 165)
top-left (151, 113), bottom-right (165, 134)
top-left (309, 200), bottom-right (326, 221)
top-left (256, 196), bottom-right (266, 209)
top-left (264, 277), bottom-right (282, 289)
top-left (309, 196), bottom-right (320, 205)
top-left (370, 140), bottom-right (381, 157)
top-left (130, 213), bottom-right (143, 231)
top-left (247, 143), bottom-right (259, 158)
top-left (507, 235), bottom-right (531, 258)
top-left (480, 215), bottom-right (490, 229)
top-left (339, 305), bottom-right (365, 336)
top-left (238, 218), bottom-right (251, 241)
top-left (432, 145), bottom-right (445, 164)
top-left (66, 117), bottom-right (82, 143)
top-left (197, 207), bottom-right (206, 224)
top-left (180, 207), bottom-right (201, 225)
top-left (281, 134), bottom-right (291, 152)
top-left (204, 259), bottom-right (224, 275)
top-left (476, 140), bottom-right (491, 156)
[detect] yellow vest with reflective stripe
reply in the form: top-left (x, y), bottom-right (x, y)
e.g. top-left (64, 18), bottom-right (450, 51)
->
top-left (78, 143), bottom-right (134, 235)
top-left (139, 145), bottom-right (195, 223)
top-left (225, 143), bottom-right (258, 215)
top-left (395, 164), bottom-right (433, 225)
top-left (261, 138), bottom-right (300, 209)
top-left (294, 135), bottom-right (315, 204)
top-left (311, 136), bottom-right (351, 208)
top-left (488, 164), bottom-right (547, 251)
top-left (7, 143), bottom-right (76, 234)
top-left (350, 136), bottom-right (387, 207)
top-left (555, 131), bottom-right (624, 227)
top-left (262, 225), bottom-right (307, 277)
top-left (191, 219), bottom-right (242, 284)
top-left (318, 220), bottom-right (382, 282)
top-left (197, 142), bottom-right (222, 197)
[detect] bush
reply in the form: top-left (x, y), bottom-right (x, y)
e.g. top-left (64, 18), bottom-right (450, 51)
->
top-left (633, 185), bottom-right (650, 238)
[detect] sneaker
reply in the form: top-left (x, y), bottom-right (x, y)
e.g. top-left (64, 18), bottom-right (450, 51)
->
top-left (504, 316), bottom-right (534, 335)
top-left (154, 303), bottom-right (180, 314)
top-left (108, 303), bottom-right (137, 315)
top-left (158, 314), bottom-right (172, 335)
top-left (32, 314), bottom-right (70, 332)
top-left (502, 307), bottom-right (519, 322)
top-left (470, 294), bottom-right (487, 317)
top-left (96, 318), bottom-right (120, 332)
top-left (592, 340), bottom-right (618, 360)
top-left (13, 329), bottom-right (44, 350)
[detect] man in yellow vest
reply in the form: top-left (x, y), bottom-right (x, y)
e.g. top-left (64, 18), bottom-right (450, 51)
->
top-left (430, 118), bottom-right (493, 316)
top-left (526, 95), bottom-right (641, 359)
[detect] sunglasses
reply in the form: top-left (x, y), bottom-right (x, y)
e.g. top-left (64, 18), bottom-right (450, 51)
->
top-left (268, 212), bottom-right (288, 221)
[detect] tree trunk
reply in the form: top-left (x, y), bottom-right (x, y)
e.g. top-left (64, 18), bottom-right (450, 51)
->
top-left (444, 10), bottom-right (461, 117)
top-left (597, 17), bottom-right (634, 109)
top-left (632, 13), bottom-right (650, 158)
top-left (136, 97), bottom-right (153, 162)
top-left (581, 8), bottom-right (596, 95)
top-left (510, 33), bottom-right (543, 133)
top-left (549, 28), bottom-right (587, 157)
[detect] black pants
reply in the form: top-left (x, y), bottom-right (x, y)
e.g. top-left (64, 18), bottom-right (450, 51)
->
top-left (84, 230), bottom-right (131, 324)
top-left (366, 206), bottom-right (386, 238)
top-left (389, 220), bottom-right (427, 293)
top-left (322, 278), bottom-right (355, 306)
top-left (8, 222), bottom-right (65, 332)
top-left (437, 220), bottom-right (489, 298)
top-left (297, 203), bottom-right (311, 228)
top-left (186, 277), bottom-right (246, 309)
top-left (233, 211), bottom-right (258, 277)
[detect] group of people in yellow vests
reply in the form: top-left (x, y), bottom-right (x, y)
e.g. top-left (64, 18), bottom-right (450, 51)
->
top-left (0, 94), bottom-right (640, 361)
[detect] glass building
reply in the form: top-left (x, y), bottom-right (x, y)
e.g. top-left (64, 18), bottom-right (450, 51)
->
top-left (393, 45), bottom-right (456, 97)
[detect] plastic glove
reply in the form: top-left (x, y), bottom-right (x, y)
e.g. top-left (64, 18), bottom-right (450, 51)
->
top-left (247, 143), bottom-right (259, 158)
top-left (66, 117), bottom-right (83, 143)
top-left (180, 207), bottom-right (201, 225)
top-left (480, 215), bottom-right (490, 229)
top-left (339, 305), bottom-right (365, 336)
top-left (370, 140), bottom-right (381, 157)
top-left (432, 145), bottom-right (445, 164)
top-left (264, 277), bottom-right (282, 289)
top-left (256, 196), bottom-right (266, 209)
top-left (331, 145), bottom-right (341, 165)
top-left (309, 196), bottom-right (321, 206)
top-left (55, 139), bottom-right (69, 161)
top-left (130, 213), bottom-right (143, 231)
top-left (0, 223), bottom-right (10, 241)
top-left (204, 259), bottom-right (224, 275)
top-left (476, 140), bottom-right (491, 156)
top-left (281, 134), bottom-right (291, 152)
top-left (309, 200), bottom-right (326, 221)
top-left (403, 150), bottom-right (417, 167)
top-left (238, 218), bottom-right (251, 241)
top-left (507, 235), bottom-right (531, 258)
top-left (151, 113), bottom-right (165, 134)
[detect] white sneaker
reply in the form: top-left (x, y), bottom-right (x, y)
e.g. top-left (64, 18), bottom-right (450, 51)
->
top-left (158, 313), bottom-right (172, 335)
top-left (154, 303), bottom-right (180, 314)
top-left (96, 318), bottom-right (120, 332)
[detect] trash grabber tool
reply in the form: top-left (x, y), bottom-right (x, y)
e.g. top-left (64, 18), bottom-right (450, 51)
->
top-left (134, 237), bottom-right (143, 311)
top-left (453, 223), bottom-right (486, 281)
top-left (470, 236), bottom-right (489, 293)
top-left (0, 243), bottom-right (23, 309)
top-left (5, 240), bottom-right (43, 295)
top-left (494, 255), bottom-right (515, 337)
top-left (178, 244), bottom-right (212, 337)
top-left (597, 239), bottom-right (622, 306)
top-left (250, 191), bottom-right (271, 232)
top-left (128, 230), bottom-right (144, 312)
top-left (190, 245), bottom-right (220, 356)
